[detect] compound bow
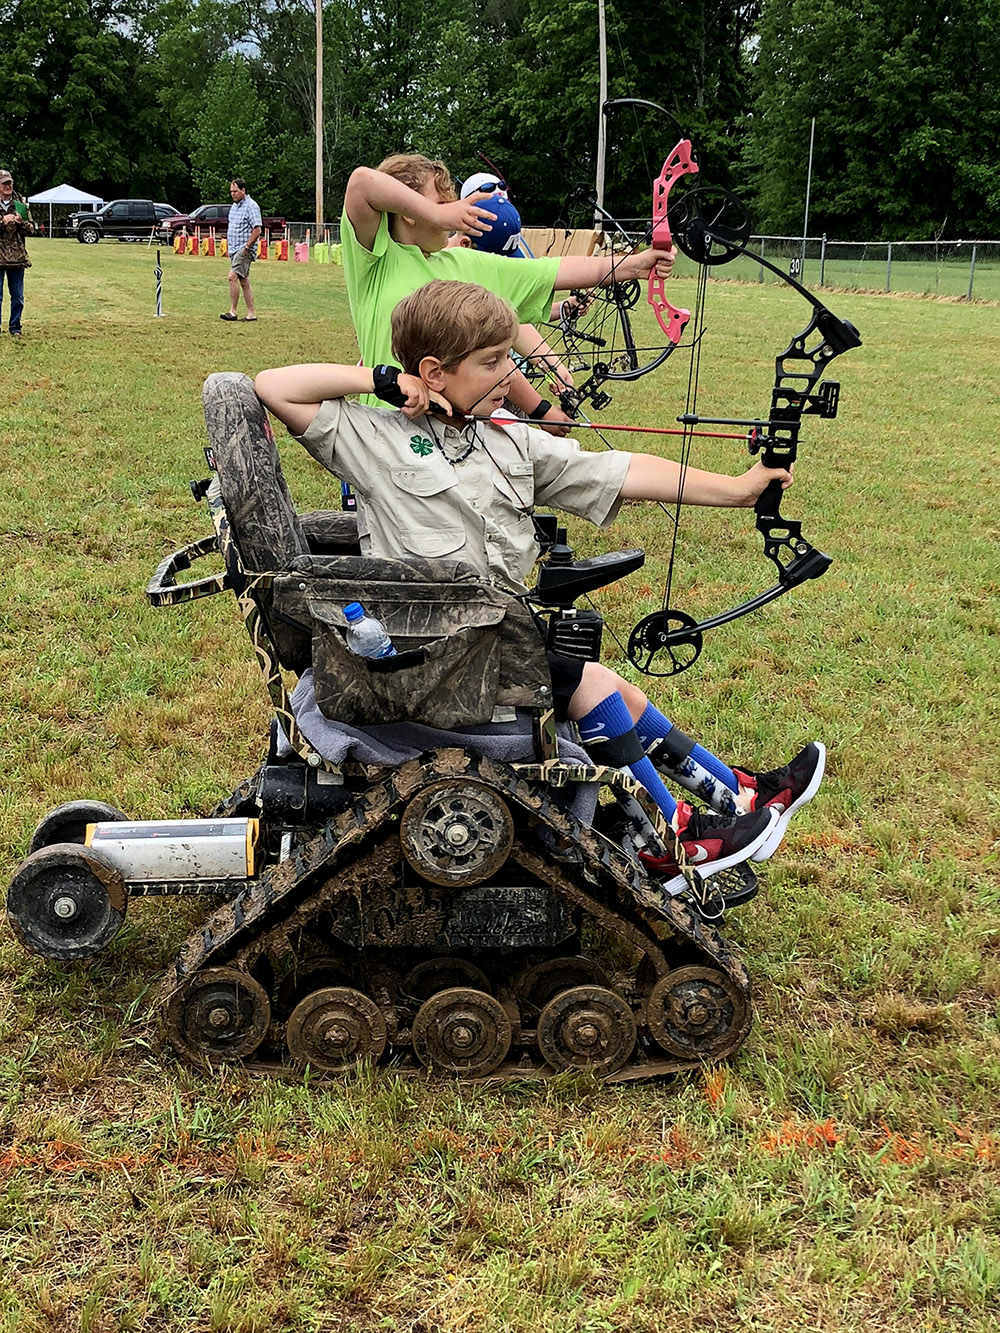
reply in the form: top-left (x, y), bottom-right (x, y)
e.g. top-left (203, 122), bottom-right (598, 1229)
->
top-left (518, 101), bottom-right (863, 678)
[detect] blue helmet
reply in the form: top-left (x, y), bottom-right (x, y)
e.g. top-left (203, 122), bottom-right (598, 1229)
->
top-left (461, 175), bottom-right (524, 257)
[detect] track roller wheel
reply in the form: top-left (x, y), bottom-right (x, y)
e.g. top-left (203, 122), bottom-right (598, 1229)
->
top-left (165, 968), bottom-right (271, 1067)
top-left (645, 965), bottom-right (750, 1061)
top-left (399, 780), bottom-right (514, 886)
top-left (28, 800), bottom-right (129, 854)
top-left (515, 956), bottom-right (610, 1013)
top-left (403, 956), bottom-right (491, 1002)
top-left (7, 843), bottom-right (127, 960)
top-left (537, 985), bottom-right (636, 1076)
top-left (412, 987), bottom-right (511, 1077)
top-left (286, 987), bottom-right (387, 1072)
top-left (276, 957), bottom-right (352, 1016)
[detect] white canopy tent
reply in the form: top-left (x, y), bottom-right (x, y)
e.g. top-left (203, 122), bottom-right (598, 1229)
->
top-left (25, 183), bottom-right (104, 235)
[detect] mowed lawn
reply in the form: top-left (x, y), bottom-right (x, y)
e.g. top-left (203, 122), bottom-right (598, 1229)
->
top-left (1, 240), bottom-right (998, 1333)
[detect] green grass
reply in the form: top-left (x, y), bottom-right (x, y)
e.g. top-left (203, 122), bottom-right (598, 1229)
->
top-left (1, 240), bottom-right (999, 1332)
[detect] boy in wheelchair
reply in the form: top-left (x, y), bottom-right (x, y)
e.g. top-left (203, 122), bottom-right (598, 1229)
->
top-left (255, 279), bottom-right (824, 896)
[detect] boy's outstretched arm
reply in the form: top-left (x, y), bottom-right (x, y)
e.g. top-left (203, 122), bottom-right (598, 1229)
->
top-left (553, 246), bottom-right (676, 292)
top-left (344, 167), bottom-right (497, 252)
top-left (620, 453), bottom-right (793, 508)
top-left (254, 365), bottom-right (449, 435)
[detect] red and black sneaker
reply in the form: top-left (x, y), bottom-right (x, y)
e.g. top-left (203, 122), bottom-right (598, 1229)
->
top-left (733, 741), bottom-right (826, 862)
top-left (639, 801), bottom-right (778, 894)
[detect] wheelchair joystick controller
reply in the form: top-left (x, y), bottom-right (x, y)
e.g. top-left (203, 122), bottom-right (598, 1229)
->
top-left (547, 526), bottom-right (574, 566)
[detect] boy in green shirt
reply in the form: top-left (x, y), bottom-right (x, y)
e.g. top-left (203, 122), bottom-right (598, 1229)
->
top-left (341, 153), bottom-right (674, 433)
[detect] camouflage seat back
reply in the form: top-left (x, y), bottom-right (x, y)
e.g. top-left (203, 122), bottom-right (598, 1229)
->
top-left (202, 372), bottom-right (309, 573)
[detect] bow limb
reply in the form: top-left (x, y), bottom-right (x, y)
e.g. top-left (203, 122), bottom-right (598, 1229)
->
top-left (647, 141), bottom-right (698, 344)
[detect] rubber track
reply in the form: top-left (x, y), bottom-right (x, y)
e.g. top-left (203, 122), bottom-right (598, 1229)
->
top-left (161, 748), bottom-right (751, 1076)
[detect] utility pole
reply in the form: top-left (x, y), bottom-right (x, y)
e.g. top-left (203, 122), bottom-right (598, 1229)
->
top-left (800, 116), bottom-right (815, 280)
top-left (315, 0), bottom-right (324, 236)
top-left (594, 0), bottom-right (607, 232)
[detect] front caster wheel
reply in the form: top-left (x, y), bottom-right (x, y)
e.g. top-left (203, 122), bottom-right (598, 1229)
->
top-left (7, 843), bottom-right (127, 960)
top-left (29, 800), bottom-right (128, 853)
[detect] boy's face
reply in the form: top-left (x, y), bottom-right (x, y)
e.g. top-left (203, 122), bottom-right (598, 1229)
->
top-left (437, 339), bottom-right (514, 415)
top-left (407, 178), bottom-right (452, 254)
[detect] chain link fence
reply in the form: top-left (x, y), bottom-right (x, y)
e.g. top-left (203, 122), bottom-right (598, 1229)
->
top-left (666, 233), bottom-right (1000, 301)
top-left (279, 222), bottom-right (1000, 300)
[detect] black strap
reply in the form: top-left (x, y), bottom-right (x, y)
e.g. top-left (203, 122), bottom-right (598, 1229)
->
top-left (527, 398), bottom-right (553, 420)
top-left (647, 726), bottom-right (695, 767)
top-left (582, 729), bottom-right (645, 767)
top-left (372, 364), bottom-right (408, 407)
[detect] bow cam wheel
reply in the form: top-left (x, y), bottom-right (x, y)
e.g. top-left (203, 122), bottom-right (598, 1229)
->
top-left (286, 987), bottom-right (387, 1072)
top-left (7, 843), bottom-right (127, 960)
top-left (536, 985), bottom-right (636, 1076)
top-left (165, 968), bottom-right (271, 1067)
top-left (412, 987), bottom-right (511, 1077)
top-left (400, 781), bottom-right (513, 886)
top-left (627, 610), bottom-right (703, 677)
top-left (667, 184), bottom-right (752, 266)
top-left (28, 800), bottom-right (129, 853)
top-left (645, 966), bottom-right (751, 1061)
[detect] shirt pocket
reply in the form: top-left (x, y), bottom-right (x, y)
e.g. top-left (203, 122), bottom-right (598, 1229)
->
top-left (389, 466), bottom-right (466, 557)
top-left (494, 459), bottom-right (535, 513)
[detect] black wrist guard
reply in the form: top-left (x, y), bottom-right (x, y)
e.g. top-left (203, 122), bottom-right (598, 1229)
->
top-left (528, 398), bottom-right (553, 420)
top-left (372, 364), bottom-right (407, 407)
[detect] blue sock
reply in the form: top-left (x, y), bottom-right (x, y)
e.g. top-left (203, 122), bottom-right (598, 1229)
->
top-left (635, 702), bottom-right (740, 813)
top-left (577, 693), bottom-right (677, 823)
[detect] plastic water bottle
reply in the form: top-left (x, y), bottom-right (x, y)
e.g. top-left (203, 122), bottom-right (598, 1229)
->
top-left (343, 602), bottom-right (397, 659)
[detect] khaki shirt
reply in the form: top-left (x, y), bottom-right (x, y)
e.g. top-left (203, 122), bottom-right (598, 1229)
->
top-left (295, 401), bottom-right (631, 594)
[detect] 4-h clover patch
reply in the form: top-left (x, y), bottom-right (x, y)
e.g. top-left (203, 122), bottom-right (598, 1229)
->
top-left (409, 435), bottom-right (435, 457)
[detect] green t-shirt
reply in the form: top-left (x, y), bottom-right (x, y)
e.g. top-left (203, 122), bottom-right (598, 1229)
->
top-left (340, 208), bottom-right (561, 400)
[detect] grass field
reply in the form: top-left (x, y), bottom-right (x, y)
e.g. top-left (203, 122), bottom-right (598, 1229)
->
top-left (1, 240), bottom-right (999, 1333)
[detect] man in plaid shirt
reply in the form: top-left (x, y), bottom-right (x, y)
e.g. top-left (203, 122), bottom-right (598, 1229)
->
top-left (221, 178), bottom-right (262, 322)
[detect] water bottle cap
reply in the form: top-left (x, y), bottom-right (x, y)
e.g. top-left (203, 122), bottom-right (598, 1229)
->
top-left (343, 601), bottom-right (365, 623)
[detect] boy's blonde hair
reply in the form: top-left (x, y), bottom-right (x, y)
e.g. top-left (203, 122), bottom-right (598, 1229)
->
top-left (376, 154), bottom-right (456, 228)
top-left (391, 281), bottom-right (518, 374)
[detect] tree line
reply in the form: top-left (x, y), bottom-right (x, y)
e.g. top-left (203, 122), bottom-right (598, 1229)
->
top-left (1, 0), bottom-right (998, 240)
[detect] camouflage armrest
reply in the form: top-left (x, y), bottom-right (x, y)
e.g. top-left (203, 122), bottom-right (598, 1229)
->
top-left (299, 510), bottom-right (361, 555)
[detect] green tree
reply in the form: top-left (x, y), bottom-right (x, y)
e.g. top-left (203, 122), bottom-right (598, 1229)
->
top-left (190, 58), bottom-right (272, 205)
top-left (745, 0), bottom-right (1000, 238)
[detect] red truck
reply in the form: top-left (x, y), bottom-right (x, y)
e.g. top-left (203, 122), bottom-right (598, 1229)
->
top-left (159, 204), bottom-right (286, 243)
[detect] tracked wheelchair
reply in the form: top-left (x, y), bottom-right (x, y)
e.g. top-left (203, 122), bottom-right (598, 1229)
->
top-left (7, 373), bottom-right (757, 1079)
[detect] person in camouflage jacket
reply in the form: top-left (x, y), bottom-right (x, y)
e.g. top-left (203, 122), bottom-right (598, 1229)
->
top-left (0, 168), bottom-right (35, 336)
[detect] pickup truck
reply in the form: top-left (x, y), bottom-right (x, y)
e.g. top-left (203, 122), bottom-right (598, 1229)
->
top-left (69, 200), bottom-right (180, 243)
top-left (159, 205), bottom-right (286, 243)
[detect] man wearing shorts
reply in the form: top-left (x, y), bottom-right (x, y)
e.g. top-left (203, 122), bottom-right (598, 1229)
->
top-left (221, 178), bottom-right (261, 322)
